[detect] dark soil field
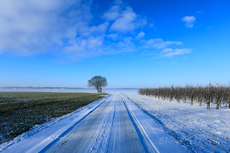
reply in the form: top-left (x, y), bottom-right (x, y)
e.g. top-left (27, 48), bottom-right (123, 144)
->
top-left (0, 92), bottom-right (108, 144)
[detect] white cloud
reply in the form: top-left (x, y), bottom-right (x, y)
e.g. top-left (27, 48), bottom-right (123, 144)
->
top-left (143, 38), bottom-right (182, 49)
top-left (135, 31), bottom-right (145, 40)
top-left (110, 7), bottom-right (136, 32)
top-left (90, 22), bottom-right (109, 34)
top-left (149, 24), bottom-right (154, 28)
top-left (161, 48), bottom-right (173, 53)
top-left (102, 5), bottom-right (120, 21)
top-left (182, 16), bottom-right (196, 28)
top-left (160, 48), bottom-right (191, 57)
top-left (197, 11), bottom-right (204, 14)
top-left (62, 36), bottom-right (104, 54)
top-left (87, 37), bottom-right (104, 49)
top-left (0, 0), bottom-right (192, 60)
top-left (0, 0), bottom-right (147, 58)
top-left (0, 0), bottom-right (96, 55)
top-left (107, 34), bottom-right (118, 40)
top-left (117, 37), bottom-right (135, 49)
top-left (110, 7), bottom-right (147, 33)
top-left (80, 22), bottom-right (109, 37)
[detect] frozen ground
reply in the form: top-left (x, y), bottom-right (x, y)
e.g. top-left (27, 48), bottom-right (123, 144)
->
top-left (124, 93), bottom-right (230, 153)
top-left (0, 93), bottom-right (187, 153)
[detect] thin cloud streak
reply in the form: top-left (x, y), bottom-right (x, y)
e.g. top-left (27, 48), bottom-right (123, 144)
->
top-left (142, 38), bottom-right (183, 49)
top-left (160, 48), bottom-right (191, 57)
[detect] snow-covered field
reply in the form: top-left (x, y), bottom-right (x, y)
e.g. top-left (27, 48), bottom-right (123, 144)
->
top-left (1, 91), bottom-right (229, 153)
top-left (0, 93), bottom-right (187, 153)
top-left (124, 93), bottom-right (230, 153)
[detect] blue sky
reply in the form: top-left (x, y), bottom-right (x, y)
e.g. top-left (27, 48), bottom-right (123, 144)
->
top-left (0, 0), bottom-right (230, 88)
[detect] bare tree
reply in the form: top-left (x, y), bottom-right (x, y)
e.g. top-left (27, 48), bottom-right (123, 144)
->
top-left (170, 85), bottom-right (174, 102)
top-left (229, 84), bottom-right (230, 109)
top-left (88, 76), bottom-right (108, 93)
top-left (191, 87), bottom-right (194, 106)
top-left (183, 86), bottom-right (187, 103)
top-left (198, 87), bottom-right (203, 106)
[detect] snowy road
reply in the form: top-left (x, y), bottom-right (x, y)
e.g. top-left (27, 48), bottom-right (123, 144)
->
top-left (0, 93), bottom-right (187, 153)
top-left (41, 93), bottom-right (186, 153)
top-left (43, 93), bottom-right (146, 153)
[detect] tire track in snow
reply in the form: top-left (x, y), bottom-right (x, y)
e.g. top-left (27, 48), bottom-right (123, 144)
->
top-left (88, 100), bottom-right (115, 152)
top-left (107, 94), bottom-right (145, 153)
top-left (121, 94), bottom-right (160, 153)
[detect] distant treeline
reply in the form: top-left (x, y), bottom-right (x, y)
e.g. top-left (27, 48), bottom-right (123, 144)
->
top-left (138, 84), bottom-right (230, 109)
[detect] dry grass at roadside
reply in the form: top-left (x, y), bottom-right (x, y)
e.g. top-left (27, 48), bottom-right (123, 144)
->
top-left (0, 92), bottom-right (108, 144)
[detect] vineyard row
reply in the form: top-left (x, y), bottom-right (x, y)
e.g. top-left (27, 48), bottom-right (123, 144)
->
top-left (138, 84), bottom-right (230, 109)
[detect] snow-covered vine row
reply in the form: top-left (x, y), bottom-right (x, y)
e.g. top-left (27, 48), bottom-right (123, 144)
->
top-left (139, 84), bottom-right (230, 109)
